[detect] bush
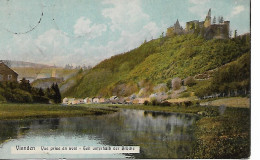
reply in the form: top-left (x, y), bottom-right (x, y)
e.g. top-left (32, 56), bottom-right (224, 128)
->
top-left (184, 101), bottom-right (192, 107)
top-left (12, 89), bottom-right (33, 103)
top-left (184, 76), bottom-right (196, 87)
top-left (144, 100), bottom-right (149, 105)
top-left (33, 96), bottom-right (49, 103)
top-left (0, 95), bottom-right (6, 103)
top-left (160, 101), bottom-right (172, 106)
top-left (151, 99), bottom-right (159, 106)
top-left (180, 92), bottom-right (191, 98)
top-left (172, 77), bottom-right (182, 90)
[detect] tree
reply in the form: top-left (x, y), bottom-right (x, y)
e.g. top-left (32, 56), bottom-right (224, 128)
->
top-left (172, 77), bottom-right (182, 90)
top-left (50, 83), bottom-right (61, 103)
top-left (213, 16), bottom-right (216, 24)
top-left (19, 78), bottom-right (32, 92)
top-left (218, 16), bottom-right (224, 24)
top-left (38, 88), bottom-right (45, 97)
top-left (166, 79), bottom-right (172, 90)
top-left (234, 30), bottom-right (237, 38)
top-left (184, 76), bottom-right (196, 87)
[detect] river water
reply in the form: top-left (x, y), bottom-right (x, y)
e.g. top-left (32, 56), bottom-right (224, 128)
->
top-left (0, 109), bottom-right (198, 159)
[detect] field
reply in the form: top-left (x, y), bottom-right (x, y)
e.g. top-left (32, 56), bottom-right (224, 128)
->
top-left (0, 103), bottom-right (116, 120)
top-left (189, 107), bottom-right (250, 158)
top-left (200, 97), bottom-right (250, 108)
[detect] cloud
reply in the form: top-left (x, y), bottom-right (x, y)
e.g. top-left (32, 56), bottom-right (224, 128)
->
top-left (1, 29), bottom-right (74, 66)
top-left (230, 5), bottom-right (245, 17)
top-left (1, 0), bottom-right (165, 67)
top-left (73, 21), bottom-right (164, 66)
top-left (73, 17), bottom-right (107, 38)
top-left (102, 0), bottom-right (150, 32)
top-left (188, 0), bottom-right (210, 18)
top-left (189, 0), bottom-right (209, 5)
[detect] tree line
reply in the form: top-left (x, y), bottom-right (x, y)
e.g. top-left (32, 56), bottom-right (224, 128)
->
top-left (0, 78), bottom-right (61, 103)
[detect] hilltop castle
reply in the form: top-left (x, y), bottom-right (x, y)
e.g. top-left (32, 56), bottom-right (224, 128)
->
top-left (166, 9), bottom-right (230, 40)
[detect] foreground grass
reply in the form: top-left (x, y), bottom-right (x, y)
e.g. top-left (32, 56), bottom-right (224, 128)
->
top-left (200, 97), bottom-right (250, 108)
top-left (188, 107), bottom-right (250, 159)
top-left (0, 103), bottom-right (117, 120)
top-left (79, 103), bottom-right (218, 115)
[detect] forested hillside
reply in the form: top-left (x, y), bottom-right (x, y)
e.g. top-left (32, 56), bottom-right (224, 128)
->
top-left (63, 33), bottom-right (250, 98)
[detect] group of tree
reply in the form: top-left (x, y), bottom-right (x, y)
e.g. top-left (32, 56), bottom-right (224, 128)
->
top-left (212, 16), bottom-right (224, 24)
top-left (194, 52), bottom-right (250, 98)
top-left (64, 64), bottom-right (92, 70)
top-left (0, 78), bottom-right (61, 104)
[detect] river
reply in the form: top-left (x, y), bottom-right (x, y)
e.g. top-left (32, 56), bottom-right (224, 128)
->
top-left (0, 109), bottom-right (198, 159)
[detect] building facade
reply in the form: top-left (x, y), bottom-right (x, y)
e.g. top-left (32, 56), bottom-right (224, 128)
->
top-left (0, 62), bottom-right (18, 82)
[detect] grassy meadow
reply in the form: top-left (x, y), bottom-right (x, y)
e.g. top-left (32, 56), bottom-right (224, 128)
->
top-left (0, 103), bottom-right (116, 120)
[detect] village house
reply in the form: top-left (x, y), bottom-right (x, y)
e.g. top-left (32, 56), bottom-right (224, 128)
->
top-left (0, 62), bottom-right (18, 82)
top-left (84, 97), bottom-right (92, 104)
top-left (110, 96), bottom-right (119, 104)
top-left (62, 97), bottom-right (69, 104)
top-left (92, 97), bottom-right (100, 103)
top-left (99, 98), bottom-right (106, 103)
top-left (66, 98), bottom-right (75, 105)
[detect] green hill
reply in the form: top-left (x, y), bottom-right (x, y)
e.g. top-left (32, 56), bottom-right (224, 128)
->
top-left (63, 33), bottom-right (250, 98)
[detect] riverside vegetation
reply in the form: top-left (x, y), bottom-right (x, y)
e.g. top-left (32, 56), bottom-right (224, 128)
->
top-left (0, 103), bottom-right (117, 120)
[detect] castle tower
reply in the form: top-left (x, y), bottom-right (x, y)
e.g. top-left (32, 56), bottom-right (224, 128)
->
top-left (166, 19), bottom-right (183, 36)
top-left (204, 8), bottom-right (211, 28)
top-left (175, 19), bottom-right (181, 28)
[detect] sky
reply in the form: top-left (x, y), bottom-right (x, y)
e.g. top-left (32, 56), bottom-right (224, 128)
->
top-left (0, 0), bottom-right (250, 67)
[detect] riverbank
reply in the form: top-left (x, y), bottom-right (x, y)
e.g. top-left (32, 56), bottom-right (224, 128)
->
top-left (189, 107), bottom-right (250, 158)
top-left (80, 103), bottom-right (219, 116)
top-left (0, 103), bottom-right (117, 120)
top-left (200, 97), bottom-right (250, 108)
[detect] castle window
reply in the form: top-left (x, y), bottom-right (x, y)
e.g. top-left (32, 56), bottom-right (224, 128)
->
top-left (8, 75), bottom-right (12, 80)
top-left (0, 74), bottom-right (2, 80)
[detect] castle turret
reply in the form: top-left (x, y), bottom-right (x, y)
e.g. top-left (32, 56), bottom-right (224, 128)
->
top-left (204, 8), bottom-right (211, 28)
top-left (166, 19), bottom-right (184, 36)
top-left (175, 19), bottom-right (181, 28)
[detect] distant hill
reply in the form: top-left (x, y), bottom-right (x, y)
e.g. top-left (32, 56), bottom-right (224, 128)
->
top-left (0, 60), bottom-right (55, 68)
top-left (0, 60), bottom-right (79, 85)
top-left (58, 34), bottom-right (251, 98)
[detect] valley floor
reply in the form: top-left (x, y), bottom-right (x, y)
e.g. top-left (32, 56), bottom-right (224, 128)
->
top-left (0, 103), bottom-right (116, 120)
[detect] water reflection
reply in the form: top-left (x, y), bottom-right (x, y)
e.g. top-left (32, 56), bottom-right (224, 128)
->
top-left (0, 109), bottom-right (197, 159)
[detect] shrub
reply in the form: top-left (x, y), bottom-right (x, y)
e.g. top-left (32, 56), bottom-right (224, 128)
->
top-left (160, 101), bottom-right (172, 106)
top-left (0, 95), bottom-right (6, 103)
top-left (172, 77), bottom-right (182, 90)
top-left (33, 96), bottom-right (49, 103)
top-left (144, 100), bottom-right (149, 105)
top-left (180, 92), bottom-right (191, 98)
top-left (184, 101), bottom-right (192, 107)
top-left (184, 76), bottom-right (196, 86)
top-left (12, 89), bottom-right (33, 103)
top-left (151, 99), bottom-right (158, 106)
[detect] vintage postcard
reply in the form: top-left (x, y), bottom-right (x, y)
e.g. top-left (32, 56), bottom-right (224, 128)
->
top-left (0, 0), bottom-right (250, 159)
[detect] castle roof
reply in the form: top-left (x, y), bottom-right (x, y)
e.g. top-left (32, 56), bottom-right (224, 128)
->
top-left (0, 62), bottom-right (18, 76)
